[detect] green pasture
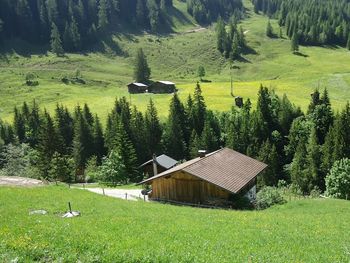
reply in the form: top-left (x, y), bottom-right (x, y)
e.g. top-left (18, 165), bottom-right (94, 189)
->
top-left (0, 186), bottom-right (349, 262)
top-left (0, 0), bottom-right (350, 123)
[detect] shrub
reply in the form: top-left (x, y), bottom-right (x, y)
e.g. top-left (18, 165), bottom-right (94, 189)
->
top-left (325, 158), bottom-right (350, 199)
top-left (256, 187), bottom-right (286, 210)
top-left (25, 72), bottom-right (39, 86)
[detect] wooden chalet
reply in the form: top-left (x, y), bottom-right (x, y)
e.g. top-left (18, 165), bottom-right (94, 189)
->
top-left (127, 82), bottom-right (148, 94)
top-left (140, 154), bottom-right (178, 177)
top-left (139, 148), bottom-right (267, 206)
top-left (148, 81), bottom-right (176, 94)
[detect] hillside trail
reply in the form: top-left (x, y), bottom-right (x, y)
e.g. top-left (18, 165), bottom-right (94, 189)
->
top-left (0, 176), bottom-right (43, 187)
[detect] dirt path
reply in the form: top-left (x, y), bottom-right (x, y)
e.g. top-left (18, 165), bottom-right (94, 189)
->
top-left (81, 188), bottom-right (148, 202)
top-left (0, 176), bottom-right (43, 187)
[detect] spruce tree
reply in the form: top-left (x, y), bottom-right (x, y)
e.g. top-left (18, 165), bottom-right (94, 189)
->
top-left (134, 48), bottom-right (151, 83)
top-left (49, 152), bottom-right (74, 183)
top-left (216, 17), bottom-right (226, 54)
top-left (258, 140), bottom-right (279, 187)
top-left (130, 106), bottom-right (148, 163)
top-left (231, 33), bottom-right (241, 60)
top-left (266, 20), bottom-right (273, 37)
top-left (70, 17), bottom-right (81, 50)
top-left (163, 94), bottom-right (187, 160)
top-left (98, 0), bottom-right (109, 31)
top-left (14, 107), bottom-right (26, 143)
top-left (50, 23), bottom-right (64, 56)
top-left (192, 83), bottom-right (206, 135)
top-left (115, 121), bottom-right (140, 182)
top-left (305, 127), bottom-right (322, 190)
top-left (290, 141), bottom-right (309, 193)
top-left (37, 112), bottom-right (63, 179)
top-left (93, 115), bottom-right (106, 164)
top-left (291, 32), bottom-right (299, 53)
top-left (145, 99), bottom-right (162, 157)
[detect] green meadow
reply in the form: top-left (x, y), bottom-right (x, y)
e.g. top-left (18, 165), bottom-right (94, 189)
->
top-left (0, 186), bottom-right (349, 262)
top-left (1, 0), bottom-right (350, 122)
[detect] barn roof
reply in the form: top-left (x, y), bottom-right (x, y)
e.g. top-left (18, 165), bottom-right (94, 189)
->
top-left (128, 82), bottom-right (148, 87)
top-left (140, 154), bottom-right (178, 170)
top-left (158, 81), bottom-right (175, 85)
top-left (139, 148), bottom-right (267, 194)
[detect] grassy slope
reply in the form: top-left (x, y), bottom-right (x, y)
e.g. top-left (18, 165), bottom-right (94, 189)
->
top-left (0, 186), bottom-right (349, 262)
top-left (0, 0), bottom-right (350, 122)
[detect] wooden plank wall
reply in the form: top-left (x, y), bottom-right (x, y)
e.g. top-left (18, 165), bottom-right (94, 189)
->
top-left (151, 171), bottom-right (230, 203)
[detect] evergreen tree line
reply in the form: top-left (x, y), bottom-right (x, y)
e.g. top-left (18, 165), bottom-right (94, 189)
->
top-left (1, 84), bottom-right (349, 193)
top-left (0, 0), bottom-right (245, 51)
top-left (252, 0), bottom-right (350, 48)
top-left (186, 0), bottom-right (244, 25)
top-left (216, 17), bottom-right (247, 60)
top-left (0, 0), bottom-right (174, 50)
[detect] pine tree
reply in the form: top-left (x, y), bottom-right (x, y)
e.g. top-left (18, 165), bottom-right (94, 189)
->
top-left (231, 33), bottom-right (241, 60)
top-left (134, 48), bottom-right (151, 83)
top-left (145, 99), bottom-right (162, 157)
top-left (14, 107), bottom-right (26, 143)
top-left (216, 17), bottom-right (226, 54)
top-left (136, 0), bottom-right (147, 26)
top-left (114, 121), bottom-right (140, 182)
top-left (258, 140), bottom-right (279, 187)
top-left (192, 83), bottom-right (206, 135)
top-left (93, 115), bottom-right (106, 164)
top-left (291, 32), bottom-right (299, 53)
top-left (49, 152), bottom-right (74, 183)
top-left (55, 104), bottom-right (73, 152)
top-left (50, 23), bottom-right (64, 56)
top-left (266, 19), bottom-right (273, 37)
top-left (37, 112), bottom-right (63, 179)
top-left (305, 127), bottom-right (322, 190)
top-left (98, 0), bottom-right (109, 31)
top-left (72, 107), bottom-right (94, 177)
top-left (197, 66), bottom-right (205, 81)
top-left (63, 22), bottom-right (73, 51)
top-left (27, 100), bottom-right (41, 147)
top-left (163, 94), bottom-right (187, 160)
top-left (70, 17), bottom-right (81, 50)
top-left (130, 106), bottom-right (148, 163)
top-left (290, 141), bottom-right (309, 193)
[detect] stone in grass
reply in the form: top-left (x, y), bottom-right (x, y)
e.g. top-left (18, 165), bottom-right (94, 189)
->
top-left (29, 210), bottom-right (48, 215)
top-left (62, 211), bottom-right (81, 218)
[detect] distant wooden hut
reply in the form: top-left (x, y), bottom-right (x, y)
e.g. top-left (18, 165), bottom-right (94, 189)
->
top-left (127, 83), bottom-right (148, 94)
top-left (140, 154), bottom-right (178, 177)
top-left (148, 81), bottom-right (176, 94)
top-left (139, 148), bottom-right (267, 206)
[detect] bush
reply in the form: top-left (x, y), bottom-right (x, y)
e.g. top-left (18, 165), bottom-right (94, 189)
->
top-left (325, 158), bottom-right (350, 199)
top-left (256, 187), bottom-right (286, 210)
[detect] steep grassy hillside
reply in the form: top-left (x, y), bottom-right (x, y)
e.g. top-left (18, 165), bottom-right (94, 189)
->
top-left (0, 186), bottom-right (349, 262)
top-left (0, 0), bottom-right (349, 122)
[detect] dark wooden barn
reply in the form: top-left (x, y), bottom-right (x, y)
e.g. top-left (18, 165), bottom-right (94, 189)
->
top-left (139, 148), bottom-right (267, 206)
top-left (148, 81), bottom-right (176, 94)
top-left (140, 154), bottom-right (178, 178)
top-left (127, 83), bottom-right (148, 94)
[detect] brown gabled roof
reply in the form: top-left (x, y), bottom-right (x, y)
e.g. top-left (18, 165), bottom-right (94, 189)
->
top-left (139, 148), bottom-right (267, 194)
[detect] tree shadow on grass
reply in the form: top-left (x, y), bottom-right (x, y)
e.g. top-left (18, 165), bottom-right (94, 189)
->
top-left (293, 51), bottom-right (309, 58)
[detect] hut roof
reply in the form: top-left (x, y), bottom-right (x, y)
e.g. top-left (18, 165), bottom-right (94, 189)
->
top-left (140, 154), bottom-right (178, 169)
top-left (128, 82), bottom-right (148, 87)
top-left (139, 148), bottom-right (267, 194)
top-left (158, 81), bottom-right (175, 85)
